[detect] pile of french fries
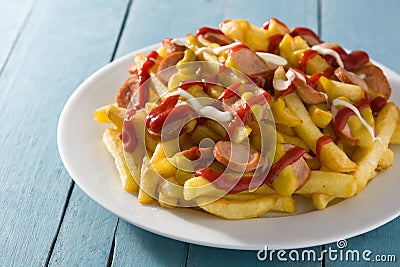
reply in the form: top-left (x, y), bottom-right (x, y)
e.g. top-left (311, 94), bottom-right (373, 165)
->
top-left (94, 18), bottom-right (400, 219)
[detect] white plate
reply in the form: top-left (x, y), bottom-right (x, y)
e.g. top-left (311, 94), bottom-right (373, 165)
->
top-left (57, 43), bottom-right (400, 250)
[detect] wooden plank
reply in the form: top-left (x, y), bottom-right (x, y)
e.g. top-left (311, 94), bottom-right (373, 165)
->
top-left (0, 0), bottom-right (129, 265)
top-left (112, 220), bottom-right (188, 267)
top-left (48, 187), bottom-right (118, 266)
top-left (321, 0), bottom-right (400, 266)
top-left (0, 0), bottom-right (35, 73)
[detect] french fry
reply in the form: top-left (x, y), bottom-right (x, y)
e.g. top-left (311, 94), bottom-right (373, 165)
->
top-left (377, 148), bottom-right (394, 170)
top-left (284, 92), bottom-right (357, 172)
top-left (271, 98), bottom-right (303, 127)
top-left (103, 128), bottom-right (138, 192)
top-left (197, 196), bottom-right (277, 219)
top-left (353, 103), bottom-right (399, 193)
top-left (318, 77), bottom-right (364, 103)
top-left (296, 171), bottom-right (357, 198)
top-left (183, 176), bottom-right (226, 200)
top-left (158, 176), bottom-right (182, 208)
top-left (312, 194), bottom-right (336, 210)
top-left (389, 119), bottom-right (400, 144)
top-left (278, 131), bottom-right (310, 152)
top-left (271, 195), bottom-right (296, 213)
top-left (94, 104), bottom-right (126, 130)
top-left (308, 104), bottom-right (332, 128)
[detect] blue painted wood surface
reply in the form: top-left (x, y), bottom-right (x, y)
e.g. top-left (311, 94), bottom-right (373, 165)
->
top-left (1, 0), bottom-right (400, 266)
top-left (0, 0), bottom-right (34, 72)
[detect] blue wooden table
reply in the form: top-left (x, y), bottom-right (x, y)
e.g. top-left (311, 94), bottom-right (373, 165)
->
top-left (1, 0), bottom-right (400, 266)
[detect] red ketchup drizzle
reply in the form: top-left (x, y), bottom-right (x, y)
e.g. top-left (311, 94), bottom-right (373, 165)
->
top-left (226, 92), bottom-right (271, 139)
top-left (307, 67), bottom-right (334, 89)
top-left (218, 82), bottom-right (242, 101)
top-left (290, 27), bottom-right (322, 44)
top-left (122, 51), bottom-right (158, 152)
top-left (122, 110), bottom-right (139, 153)
top-left (196, 27), bottom-right (224, 38)
top-left (194, 168), bottom-right (255, 194)
top-left (145, 95), bottom-right (179, 133)
top-left (182, 146), bottom-right (201, 160)
top-left (333, 108), bottom-right (355, 135)
top-left (371, 96), bottom-right (387, 113)
top-left (330, 46), bottom-right (369, 71)
top-left (228, 44), bottom-right (250, 55)
top-left (267, 34), bottom-right (284, 53)
top-left (315, 136), bottom-right (333, 160)
top-left (299, 49), bottom-right (318, 72)
top-left (262, 18), bottom-right (288, 30)
top-left (264, 146), bottom-right (306, 184)
top-left (136, 50), bottom-right (159, 109)
top-left (195, 146), bottom-right (306, 193)
top-left (274, 83), bottom-right (296, 99)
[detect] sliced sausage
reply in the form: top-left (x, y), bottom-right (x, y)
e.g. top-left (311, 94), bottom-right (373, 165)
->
top-left (230, 46), bottom-right (270, 77)
top-left (356, 65), bottom-right (391, 99)
top-left (291, 75), bottom-right (326, 104)
top-left (116, 71), bottom-right (139, 108)
top-left (290, 27), bottom-right (322, 47)
top-left (200, 31), bottom-right (234, 46)
top-left (334, 67), bottom-right (369, 92)
top-left (162, 38), bottom-right (186, 54)
top-left (157, 51), bottom-right (185, 84)
top-left (283, 144), bottom-right (311, 190)
top-left (230, 46), bottom-right (278, 90)
top-left (214, 141), bottom-right (264, 172)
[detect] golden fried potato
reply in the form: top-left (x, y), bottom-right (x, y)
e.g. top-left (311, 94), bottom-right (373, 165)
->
top-left (103, 128), bottom-right (138, 192)
top-left (197, 196), bottom-right (277, 219)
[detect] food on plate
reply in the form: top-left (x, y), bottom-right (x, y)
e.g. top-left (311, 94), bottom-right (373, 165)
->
top-left (94, 18), bottom-right (399, 219)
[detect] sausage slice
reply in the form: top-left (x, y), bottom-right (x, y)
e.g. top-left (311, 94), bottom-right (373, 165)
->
top-left (200, 31), bottom-right (234, 46)
top-left (291, 74), bottom-right (326, 104)
top-left (116, 71), bottom-right (139, 108)
top-left (157, 51), bottom-right (185, 84)
top-left (230, 46), bottom-right (270, 77)
top-left (356, 65), bottom-right (392, 99)
top-left (162, 38), bottom-right (186, 54)
top-left (334, 67), bottom-right (369, 92)
top-left (214, 141), bottom-right (263, 172)
top-left (330, 105), bottom-right (358, 146)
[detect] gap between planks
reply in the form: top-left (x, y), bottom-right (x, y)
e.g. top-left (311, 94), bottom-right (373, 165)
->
top-left (43, 0), bottom-right (134, 265)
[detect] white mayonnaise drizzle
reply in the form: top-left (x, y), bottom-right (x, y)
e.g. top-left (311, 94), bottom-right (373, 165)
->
top-left (311, 44), bottom-right (344, 68)
top-left (332, 98), bottom-right (382, 143)
top-left (273, 69), bottom-right (306, 91)
top-left (172, 88), bottom-right (232, 122)
top-left (358, 73), bottom-right (366, 79)
top-left (171, 38), bottom-right (185, 46)
top-left (255, 52), bottom-right (287, 66)
top-left (194, 42), bottom-right (241, 56)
